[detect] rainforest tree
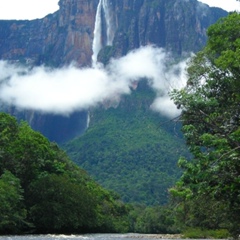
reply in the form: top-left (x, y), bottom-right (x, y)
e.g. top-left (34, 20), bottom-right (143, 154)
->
top-left (170, 12), bottom-right (240, 238)
top-left (0, 112), bottom-right (130, 234)
top-left (0, 170), bottom-right (27, 234)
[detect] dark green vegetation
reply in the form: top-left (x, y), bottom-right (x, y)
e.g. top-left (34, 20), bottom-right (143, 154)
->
top-left (0, 112), bottom-right (184, 235)
top-left (170, 12), bottom-right (240, 238)
top-left (0, 112), bottom-right (132, 234)
top-left (64, 81), bottom-right (189, 205)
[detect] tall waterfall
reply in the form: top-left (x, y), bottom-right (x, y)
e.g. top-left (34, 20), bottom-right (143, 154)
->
top-left (102, 0), bottom-right (114, 46)
top-left (92, 0), bottom-right (115, 67)
top-left (92, 0), bottom-right (103, 66)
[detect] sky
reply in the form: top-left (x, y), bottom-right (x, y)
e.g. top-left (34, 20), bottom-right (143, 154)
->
top-left (0, 0), bottom-right (239, 20)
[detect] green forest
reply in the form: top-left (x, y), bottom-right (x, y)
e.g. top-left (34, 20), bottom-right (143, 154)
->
top-left (0, 112), bottom-right (132, 234)
top-left (0, 112), bottom-right (179, 235)
top-left (170, 12), bottom-right (240, 239)
top-left (0, 11), bottom-right (240, 239)
top-left (63, 80), bottom-right (189, 206)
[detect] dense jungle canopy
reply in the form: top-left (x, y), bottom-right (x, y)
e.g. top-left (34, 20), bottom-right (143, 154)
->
top-left (170, 11), bottom-right (240, 238)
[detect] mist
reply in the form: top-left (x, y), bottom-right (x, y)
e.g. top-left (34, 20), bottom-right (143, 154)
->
top-left (0, 46), bottom-right (187, 118)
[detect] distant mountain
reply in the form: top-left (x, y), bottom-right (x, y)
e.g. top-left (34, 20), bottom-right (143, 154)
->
top-left (0, 0), bottom-right (228, 204)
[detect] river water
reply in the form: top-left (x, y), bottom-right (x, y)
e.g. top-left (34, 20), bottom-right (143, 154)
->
top-left (0, 234), bottom-right (181, 240)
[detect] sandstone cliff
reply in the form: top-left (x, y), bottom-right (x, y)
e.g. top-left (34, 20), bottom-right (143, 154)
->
top-left (0, 0), bottom-right (227, 67)
top-left (0, 0), bottom-right (99, 67)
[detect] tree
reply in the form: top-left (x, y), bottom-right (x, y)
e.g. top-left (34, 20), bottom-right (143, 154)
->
top-left (27, 174), bottom-right (98, 233)
top-left (170, 12), bottom-right (240, 238)
top-left (0, 171), bottom-right (27, 233)
top-left (0, 113), bottom-right (131, 234)
top-left (0, 113), bottom-right (19, 175)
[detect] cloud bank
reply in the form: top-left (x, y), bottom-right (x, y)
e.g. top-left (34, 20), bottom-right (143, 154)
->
top-left (0, 46), bottom-right (187, 118)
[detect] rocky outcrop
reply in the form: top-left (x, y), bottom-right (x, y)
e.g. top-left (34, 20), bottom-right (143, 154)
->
top-left (0, 0), bottom-right (100, 67)
top-left (100, 0), bottom-right (227, 59)
top-left (0, 16), bottom-right (60, 65)
top-left (57, 0), bottom-right (99, 65)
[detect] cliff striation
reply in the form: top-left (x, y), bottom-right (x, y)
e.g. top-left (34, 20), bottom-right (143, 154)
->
top-left (109, 0), bottom-right (227, 56)
top-left (0, 0), bottom-right (99, 67)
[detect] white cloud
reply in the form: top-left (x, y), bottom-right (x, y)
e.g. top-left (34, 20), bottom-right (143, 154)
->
top-left (0, 46), bottom-right (188, 118)
top-left (198, 0), bottom-right (239, 12)
top-left (150, 60), bottom-right (187, 118)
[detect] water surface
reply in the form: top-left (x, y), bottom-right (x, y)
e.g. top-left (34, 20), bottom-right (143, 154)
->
top-left (0, 234), bottom-right (181, 240)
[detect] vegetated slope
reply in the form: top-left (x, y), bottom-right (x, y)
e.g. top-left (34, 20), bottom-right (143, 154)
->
top-left (0, 112), bottom-right (130, 234)
top-left (64, 81), bottom-right (189, 205)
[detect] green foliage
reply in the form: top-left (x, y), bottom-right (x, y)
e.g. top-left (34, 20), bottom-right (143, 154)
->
top-left (127, 204), bottom-right (179, 234)
top-left (98, 46), bottom-right (115, 65)
top-left (207, 12), bottom-right (240, 75)
top-left (0, 112), bottom-right (131, 234)
top-left (183, 228), bottom-right (230, 239)
top-left (0, 170), bottom-right (27, 234)
top-left (27, 173), bottom-right (98, 233)
top-left (64, 81), bottom-right (189, 205)
top-left (170, 12), bottom-right (240, 238)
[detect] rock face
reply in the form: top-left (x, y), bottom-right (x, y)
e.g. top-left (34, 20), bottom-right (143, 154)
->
top-left (0, 0), bottom-right (100, 67)
top-left (0, 0), bottom-right (227, 65)
top-left (98, 0), bottom-right (227, 61)
top-left (0, 0), bottom-right (227, 142)
top-left (57, 0), bottom-right (99, 65)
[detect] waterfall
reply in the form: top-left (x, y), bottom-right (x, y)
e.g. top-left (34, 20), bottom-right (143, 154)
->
top-left (92, 0), bottom-right (103, 67)
top-left (92, 0), bottom-right (115, 67)
top-left (102, 0), bottom-right (114, 46)
top-left (86, 111), bottom-right (91, 129)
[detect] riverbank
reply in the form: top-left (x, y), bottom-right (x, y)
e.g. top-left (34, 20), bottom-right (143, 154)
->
top-left (126, 234), bottom-right (183, 239)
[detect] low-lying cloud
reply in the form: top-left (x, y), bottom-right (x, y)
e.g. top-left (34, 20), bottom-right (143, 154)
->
top-left (0, 46), bottom-right (187, 118)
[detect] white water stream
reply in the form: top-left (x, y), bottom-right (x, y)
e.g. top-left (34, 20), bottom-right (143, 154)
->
top-left (89, 0), bottom-right (115, 126)
top-left (102, 0), bottom-right (115, 46)
top-left (92, 0), bottom-right (115, 67)
top-left (92, 0), bottom-right (103, 66)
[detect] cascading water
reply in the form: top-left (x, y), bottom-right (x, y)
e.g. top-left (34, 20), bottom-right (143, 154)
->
top-left (92, 0), bottom-right (115, 67)
top-left (92, 0), bottom-right (103, 67)
top-left (89, 0), bottom-right (115, 127)
top-left (102, 0), bottom-right (115, 46)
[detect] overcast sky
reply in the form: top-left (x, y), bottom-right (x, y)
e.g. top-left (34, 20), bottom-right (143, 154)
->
top-left (0, 0), bottom-right (239, 20)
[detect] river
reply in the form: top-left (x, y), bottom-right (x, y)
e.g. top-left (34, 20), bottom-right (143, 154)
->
top-left (0, 234), bottom-right (182, 240)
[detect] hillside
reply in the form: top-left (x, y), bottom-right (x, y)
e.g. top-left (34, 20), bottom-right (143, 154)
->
top-left (0, 113), bottom-right (130, 234)
top-left (64, 81), bottom-right (189, 205)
